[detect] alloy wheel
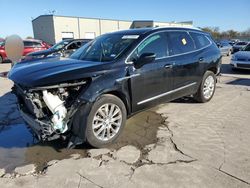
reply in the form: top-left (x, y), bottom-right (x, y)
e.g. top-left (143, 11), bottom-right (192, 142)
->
top-left (92, 103), bottom-right (122, 141)
top-left (203, 75), bottom-right (215, 100)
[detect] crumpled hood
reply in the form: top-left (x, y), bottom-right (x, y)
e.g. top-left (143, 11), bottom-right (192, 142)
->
top-left (8, 57), bottom-right (110, 87)
top-left (234, 51), bottom-right (250, 59)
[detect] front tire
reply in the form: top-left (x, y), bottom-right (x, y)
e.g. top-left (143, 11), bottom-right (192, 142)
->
top-left (194, 71), bottom-right (216, 103)
top-left (85, 94), bottom-right (127, 148)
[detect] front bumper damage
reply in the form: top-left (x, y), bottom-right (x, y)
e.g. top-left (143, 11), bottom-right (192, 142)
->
top-left (13, 81), bottom-right (88, 146)
top-left (19, 108), bottom-right (58, 141)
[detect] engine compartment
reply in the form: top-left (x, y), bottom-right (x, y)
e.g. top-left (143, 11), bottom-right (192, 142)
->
top-left (13, 80), bottom-right (87, 141)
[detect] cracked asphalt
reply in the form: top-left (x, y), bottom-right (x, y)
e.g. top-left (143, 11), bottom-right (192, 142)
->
top-left (0, 56), bottom-right (250, 187)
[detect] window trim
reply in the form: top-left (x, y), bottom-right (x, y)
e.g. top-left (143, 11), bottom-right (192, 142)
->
top-left (125, 30), bottom-right (212, 64)
top-left (188, 31), bottom-right (211, 51)
top-left (131, 32), bottom-right (168, 60)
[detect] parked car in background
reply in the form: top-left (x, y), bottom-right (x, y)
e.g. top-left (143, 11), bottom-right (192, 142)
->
top-left (229, 39), bottom-right (240, 46)
top-left (230, 43), bottom-right (250, 70)
top-left (24, 39), bottom-right (91, 60)
top-left (9, 27), bottom-right (221, 148)
top-left (0, 39), bottom-right (50, 63)
top-left (216, 41), bottom-right (233, 56)
top-left (232, 41), bottom-right (249, 54)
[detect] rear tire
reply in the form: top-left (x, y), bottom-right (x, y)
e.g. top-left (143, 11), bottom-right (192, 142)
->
top-left (0, 55), bottom-right (3, 63)
top-left (194, 71), bottom-right (216, 103)
top-left (85, 94), bottom-right (127, 148)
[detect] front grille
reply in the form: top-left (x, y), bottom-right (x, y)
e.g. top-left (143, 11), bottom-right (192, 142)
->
top-left (237, 63), bottom-right (250, 68)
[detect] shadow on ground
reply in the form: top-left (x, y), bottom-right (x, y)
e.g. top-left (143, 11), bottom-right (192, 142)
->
top-left (226, 78), bottom-right (250, 87)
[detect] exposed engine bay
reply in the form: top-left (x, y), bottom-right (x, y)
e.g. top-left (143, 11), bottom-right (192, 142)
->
top-left (13, 80), bottom-right (87, 141)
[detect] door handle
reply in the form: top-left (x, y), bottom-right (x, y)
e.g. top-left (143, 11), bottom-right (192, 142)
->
top-left (164, 64), bottom-right (173, 69)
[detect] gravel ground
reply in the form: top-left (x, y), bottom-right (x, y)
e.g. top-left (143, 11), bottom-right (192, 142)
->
top-left (0, 56), bottom-right (250, 187)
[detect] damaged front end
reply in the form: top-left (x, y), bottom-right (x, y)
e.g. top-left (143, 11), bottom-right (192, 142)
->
top-left (13, 80), bottom-right (88, 141)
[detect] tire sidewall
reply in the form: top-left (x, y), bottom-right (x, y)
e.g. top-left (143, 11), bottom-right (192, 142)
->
top-left (85, 94), bottom-right (127, 148)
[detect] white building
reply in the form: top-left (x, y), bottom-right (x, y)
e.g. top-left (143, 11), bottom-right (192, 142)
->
top-left (32, 15), bottom-right (193, 45)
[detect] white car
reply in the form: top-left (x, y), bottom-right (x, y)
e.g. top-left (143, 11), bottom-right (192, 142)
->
top-left (230, 44), bottom-right (250, 70)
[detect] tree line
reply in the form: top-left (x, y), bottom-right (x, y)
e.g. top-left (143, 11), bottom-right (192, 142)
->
top-left (201, 27), bottom-right (250, 41)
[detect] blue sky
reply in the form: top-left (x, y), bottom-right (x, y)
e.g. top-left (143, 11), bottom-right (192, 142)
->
top-left (1, 0), bottom-right (249, 38)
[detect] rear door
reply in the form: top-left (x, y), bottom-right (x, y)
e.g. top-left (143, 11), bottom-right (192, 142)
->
top-left (128, 32), bottom-right (174, 112)
top-left (166, 31), bottom-right (202, 98)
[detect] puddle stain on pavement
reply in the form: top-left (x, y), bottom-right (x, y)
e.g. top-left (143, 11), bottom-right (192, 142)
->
top-left (0, 110), bottom-right (163, 172)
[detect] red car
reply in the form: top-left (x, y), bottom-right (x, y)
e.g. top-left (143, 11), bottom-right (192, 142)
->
top-left (0, 39), bottom-right (51, 63)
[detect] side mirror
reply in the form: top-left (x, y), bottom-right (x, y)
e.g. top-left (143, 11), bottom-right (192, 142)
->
top-left (134, 53), bottom-right (156, 69)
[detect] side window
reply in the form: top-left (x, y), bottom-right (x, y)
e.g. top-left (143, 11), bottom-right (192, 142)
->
top-left (76, 41), bottom-right (82, 47)
top-left (190, 32), bottom-right (211, 49)
top-left (130, 33), bottom-right (168, 60)
top-left (32, 42), bottom-right (42, 48)
top-left (67, 42), bottom-right (78, 50)
top-left (167, 31), bottom-right (195, 56)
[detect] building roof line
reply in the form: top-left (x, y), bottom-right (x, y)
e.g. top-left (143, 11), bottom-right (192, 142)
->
top-left (32, 15), bottom-right (193, 25)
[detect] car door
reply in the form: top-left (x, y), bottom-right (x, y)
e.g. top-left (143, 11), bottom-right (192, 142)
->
top-left (165, 31), bottom-right (201, 98)
top-left (127, 32), bottom-right (174, 112)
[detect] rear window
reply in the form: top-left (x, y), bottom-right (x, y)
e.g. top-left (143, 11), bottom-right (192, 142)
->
top-left (23, 41), bottom-right (33, 47)
top-left (167, 31), bottom-right (195, 56)
top-left (190, 32), bottom-right (211, 49)
top-left (23, 41), bottom-right (42, 47)
top-left (32, 42), bottom-right (42, 47)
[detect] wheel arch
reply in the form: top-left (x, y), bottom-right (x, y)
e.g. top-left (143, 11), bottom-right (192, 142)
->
top-left (103, 90), bottom-right (131, 116)
top-left (207, 66), bottom-right (217, 75)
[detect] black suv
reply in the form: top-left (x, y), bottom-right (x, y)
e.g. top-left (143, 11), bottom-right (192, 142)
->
top-left (8, 27), bottom-right (221, 148)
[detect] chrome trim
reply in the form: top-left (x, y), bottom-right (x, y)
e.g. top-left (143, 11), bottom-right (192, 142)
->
top-left (125, 30), bottom-right (212, 64)
top-left (137, 82), bottom-right (197, 105)
top-left (116, 73), bottom-right (140, 82)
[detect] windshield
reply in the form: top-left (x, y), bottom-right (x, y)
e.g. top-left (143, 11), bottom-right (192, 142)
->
top-left (51, 40), bottom-right (70, 50)
top-left (70, 34), bottom-right (139, 62)
top-left (243, 44), bottom-right (250, 51)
